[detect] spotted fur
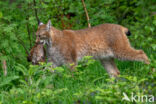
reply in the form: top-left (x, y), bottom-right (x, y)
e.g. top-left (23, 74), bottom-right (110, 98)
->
top-left (35, 20), bottom-right (150, 77)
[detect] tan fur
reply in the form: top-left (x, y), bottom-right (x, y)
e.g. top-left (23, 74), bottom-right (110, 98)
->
top-left (35, 21), bottom-right (150, 77)
top-left (27, 44), bottom-right (45, 65)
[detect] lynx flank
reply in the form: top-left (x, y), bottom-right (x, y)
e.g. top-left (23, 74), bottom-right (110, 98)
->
top-left (27, 43), bottom-right (45, 65)
top-left (35, 20), bottom-right (150, 77)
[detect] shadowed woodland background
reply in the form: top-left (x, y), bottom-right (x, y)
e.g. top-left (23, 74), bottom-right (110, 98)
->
top-left (0, 0), bottom-right (156, 103)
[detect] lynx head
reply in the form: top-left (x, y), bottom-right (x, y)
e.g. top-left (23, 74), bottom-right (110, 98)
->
top-left (36, 20), bottom-right (52, 45)
top-left (27, 44), bottom-right (45, 65)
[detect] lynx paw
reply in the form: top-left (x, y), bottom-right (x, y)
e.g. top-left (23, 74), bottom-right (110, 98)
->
top-left (109, 71), bottom-right (120, 78)
top-left (145, 59), bottom-right (150, 64)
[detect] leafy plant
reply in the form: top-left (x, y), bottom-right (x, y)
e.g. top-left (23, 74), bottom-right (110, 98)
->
top-left (0, 0), bottom-right (155, 103)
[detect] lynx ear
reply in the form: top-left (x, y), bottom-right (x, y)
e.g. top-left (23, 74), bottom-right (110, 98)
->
top-left (46, 20), bottom-right (51, 31)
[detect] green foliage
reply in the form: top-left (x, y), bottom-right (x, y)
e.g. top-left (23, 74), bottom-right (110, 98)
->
top-left (0, 0), bottom-right (155, 103)
top-left (0, 57), bottom-right (155, 103)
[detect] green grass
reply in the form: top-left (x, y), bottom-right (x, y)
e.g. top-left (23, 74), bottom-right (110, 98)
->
top-left (0, 50), bottom-right (155, 104)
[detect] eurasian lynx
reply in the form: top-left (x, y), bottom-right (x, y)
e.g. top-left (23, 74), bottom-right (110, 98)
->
top-left (35, 20), bottom-right (149, 77)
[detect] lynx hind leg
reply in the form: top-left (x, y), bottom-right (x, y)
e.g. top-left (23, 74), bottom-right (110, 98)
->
top-left (115, 47), bottom-right (150, 64)
top-left (101, 58), bottom-right (120, 77)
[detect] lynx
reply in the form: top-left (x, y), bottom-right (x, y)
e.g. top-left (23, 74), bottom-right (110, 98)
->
top-left (27, 43), bottom-right (45, 65)
top-left (35, 20), bottom-right (150, 77)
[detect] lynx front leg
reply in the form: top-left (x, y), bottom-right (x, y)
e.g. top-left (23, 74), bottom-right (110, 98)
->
top-left (65, 59), bottom-right (77, 72)
top-left (101, 58), bottom-right (120, 77)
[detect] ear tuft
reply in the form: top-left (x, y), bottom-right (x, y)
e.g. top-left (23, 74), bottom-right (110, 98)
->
top-left (39, 22), bottom-right (44, 26)
top-left (46, 20), bottom-right (51, 31)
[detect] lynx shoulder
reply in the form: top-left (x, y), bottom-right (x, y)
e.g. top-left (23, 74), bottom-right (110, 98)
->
top-left (35, 20), bottom-right (150, 77)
